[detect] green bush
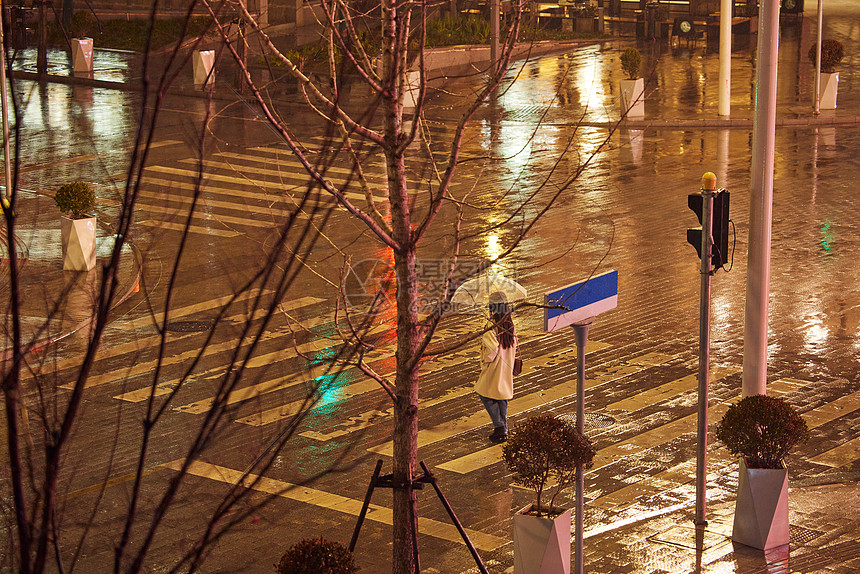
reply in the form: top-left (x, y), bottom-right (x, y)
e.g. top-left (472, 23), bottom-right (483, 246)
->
top-left (45, 14), bottom-right (214, 51)
top-left (502, 414), bottom-right (595, 516)
top-left (715, 394), bottom-right (809, 469)
top-left (276, 537), bottom-right (359, 574)
top-left (426, 14), bottom-right (489, 47)
top-left (620, 48), bottom-right (641, 79)
top-left (54, 181), bottom-right (95, 219)
top-left (808, 39), bottom-right (844, 73)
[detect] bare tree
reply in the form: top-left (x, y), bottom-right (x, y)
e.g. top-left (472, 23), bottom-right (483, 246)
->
top-left (200, 0), bottom-right (620, 572)
top-left (0, 8), bottom-right (369, 572)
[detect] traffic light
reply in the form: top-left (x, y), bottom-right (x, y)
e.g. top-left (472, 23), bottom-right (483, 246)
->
top-left (686, 190), bottom-right (730, 270)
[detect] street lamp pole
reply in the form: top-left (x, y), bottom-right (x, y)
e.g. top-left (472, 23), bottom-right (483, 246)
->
top-left (814, 0), bottom-right (824, 115)
top-left (0, 12), bottom-right (12, 199)
top-left (743, 0), bottom-right (780, 398)
top-left (718, 0), bottom-right (731, 116)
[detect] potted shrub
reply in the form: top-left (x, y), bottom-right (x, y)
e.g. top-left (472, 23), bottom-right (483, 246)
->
top-left (808, 39), bottom-right (844, 110)
top-left (55, 181), bottom-right (97, 271)
top-left (70, 11), bottom-right (95, 75)
top-left (715, 394), bottom-right (810, 550)
top-left (276, 537), bottom-right (359, 574)
top-left (619, 48), bottom-right (644, 118)
top-left (502, 414), bottom-right (596, 574)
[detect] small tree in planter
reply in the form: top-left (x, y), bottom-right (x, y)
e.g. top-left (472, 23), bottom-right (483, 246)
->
top-left (276, 537), bottom-right (359, 574)
top-left (715, 394), bottom-right (810, 550)
top-left (55, 181), bottom-right (97, 271)
top-left (619, 48), bottom-right (644, 117)
top-left (808, 39), bottom-right (844, 109)
top-left (503, 414), bottom-right (595, 574)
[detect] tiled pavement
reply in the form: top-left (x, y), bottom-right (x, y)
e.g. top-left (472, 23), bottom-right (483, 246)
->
top-left (6, 12), bottom-right (860, 574)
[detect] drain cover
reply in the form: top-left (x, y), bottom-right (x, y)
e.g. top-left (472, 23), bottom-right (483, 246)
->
top-left (559, 413), bottom-right (616, 430)
top-left (165, 320), bottom-right (214, 333)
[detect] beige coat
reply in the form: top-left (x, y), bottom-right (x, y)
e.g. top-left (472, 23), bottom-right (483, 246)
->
top-left (474, 330), bottom-right (517, 400)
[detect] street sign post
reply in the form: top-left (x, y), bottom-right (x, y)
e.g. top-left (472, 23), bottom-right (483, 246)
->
top-left (543, 269), bottom-right (618, 574)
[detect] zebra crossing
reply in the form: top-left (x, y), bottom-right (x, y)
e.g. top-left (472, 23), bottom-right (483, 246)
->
top-left (134, 136), bottom-right (430, 239)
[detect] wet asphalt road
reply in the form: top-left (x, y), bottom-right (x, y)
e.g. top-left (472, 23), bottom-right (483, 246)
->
top-left (6, 3), bottom-right (860, 572)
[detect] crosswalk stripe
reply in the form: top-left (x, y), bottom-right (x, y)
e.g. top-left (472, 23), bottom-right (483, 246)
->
top-left (147, 164), bottom-right (384, 207)
top-left (139, 176), bottom-right (334, 209)
top-left (66, 296), bottom-right (324, 391)
top-left (808, 435), bottom-right (860, 467)
top-left (165, 459), bottom-right (507, 552)
top-left (136, 219), bottom-right (240, 237)
top-left (136, 189), bottom-right (302, 222)
top-left (213, 151), bottom-right (375, 178)
top-left (369, 341), bottom-right (614, 457)
top-left (136, 202), bottom-right (284, 229)
top-left (605, 366), bottom-right (738, 413)
top-left (435, 350), bottom-right (667, 474)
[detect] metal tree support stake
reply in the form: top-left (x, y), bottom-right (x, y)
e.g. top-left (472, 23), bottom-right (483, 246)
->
top-left (350, 460), bottom-right (489, 574)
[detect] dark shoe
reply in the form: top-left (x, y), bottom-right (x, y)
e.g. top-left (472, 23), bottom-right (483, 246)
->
top-left (489, 427), bottom-right (507, 444)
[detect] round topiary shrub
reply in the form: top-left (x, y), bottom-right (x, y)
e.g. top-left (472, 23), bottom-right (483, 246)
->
top-left (714, 394), bottom-right (809, 469)
top-left (620, 48), bottom-right (641, 80)
top-left (808, 39), bottom-right (844, 74)
top-left (276, 537), bottom-right (359, 574)
top-left (502, 414), bottom-right (595, 516)
top-left (55, 181), bottom-right (95, 219)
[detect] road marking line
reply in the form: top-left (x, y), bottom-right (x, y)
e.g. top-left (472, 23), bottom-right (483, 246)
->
top-left (165, 459), bottom-right (507, 552)
top-left (802, 388), bottom-right (860, 430)
top-left (136, 202), bottom-right (285, 228)
top-left (139, 175), bottom-right (334, 208)
top-left (808, 436), bottom-right (860, 467)
top-left (136, 189), bottom-right (306, 222)
top-left (605, 366), bottom-right (738, 413)
top-left (368, 342), bottom-right (614, 457)
top-left (65, 296), bottom-right (323, 391)
top-left (173, 364), bottom-right (330, 414)
top-left (136, 219), bottom-right (240, 237)
top-left (170, 161), bottom-right (387, 205)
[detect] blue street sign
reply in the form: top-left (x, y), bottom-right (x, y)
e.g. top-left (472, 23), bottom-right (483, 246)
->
top-left (543, 270), bottom-right (618, 332)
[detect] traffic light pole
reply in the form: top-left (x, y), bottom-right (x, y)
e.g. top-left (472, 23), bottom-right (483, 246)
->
top-left (694, 173), bottom-right (716, 526)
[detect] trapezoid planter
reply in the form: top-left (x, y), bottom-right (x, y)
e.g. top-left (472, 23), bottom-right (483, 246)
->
top-left (620, 77), bottom-right (645, 118)
top-left (513, 505), bottom-right (571, 574)
top-left (819, 72), bottom-right (839, 110)
top-left (732, 458), bottom-right (790, 551)
top-left (61, 216), bottom-right (97, 272)
top-left (71, 37), bottom-right (94, 75)
top-left (193, 50), bottom-right (216, 87)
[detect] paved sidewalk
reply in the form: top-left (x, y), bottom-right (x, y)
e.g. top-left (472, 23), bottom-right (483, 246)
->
top-left (6, 26), bottom-right (860, 574)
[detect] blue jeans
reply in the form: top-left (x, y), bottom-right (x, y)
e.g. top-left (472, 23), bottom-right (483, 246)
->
top-left (479, 395), bottom-right (508, 432)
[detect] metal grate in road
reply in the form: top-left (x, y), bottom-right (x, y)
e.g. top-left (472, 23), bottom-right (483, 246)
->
top-left (558, 412), bottom-right (617, 430)
top-left (165, 320), bottom-right (215, 333)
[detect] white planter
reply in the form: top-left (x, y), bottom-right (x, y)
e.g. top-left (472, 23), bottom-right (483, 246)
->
top-left (513, 505), bottom-right (571, 574)
top-left (61, 216), bottom-right (97, 271)
top-left (71, 37), bottom-right (94, 75)
top-left (193, 50), bottom-right (216, 86)
top-left (403, 69), bottom-right (420, 111)
top-left (819, 72), bottom-right (839, 110)
top-left (732, 458), bottom-right (790, 551)
top-left (620, 77), bottom-right (645, 118)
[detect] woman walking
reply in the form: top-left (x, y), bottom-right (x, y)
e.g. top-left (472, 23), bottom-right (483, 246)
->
top-left (474, 291), bottom-right (518, 444)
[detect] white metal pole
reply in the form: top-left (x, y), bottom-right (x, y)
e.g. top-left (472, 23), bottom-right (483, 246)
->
top-left (743, 0), bottom-right (780, 398)
top-left (572, 321), bottom-right (590, 574)
top-left (718, 0), bottom-right (732, 116)
top-left (490, 0), bottom-right (500, 74)
top-left (813, 0), bottom-right (823, 114)
top-left (0, 13), bottom-right (12, 200)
